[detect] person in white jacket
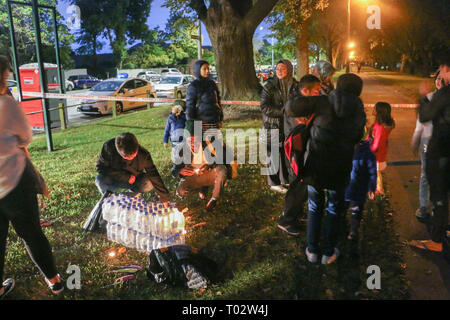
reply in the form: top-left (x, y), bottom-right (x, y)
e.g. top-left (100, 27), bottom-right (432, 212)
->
top-left (411, 71), bottom-right (444, 221)
top-left (0, 93), bottom-right (62, 298)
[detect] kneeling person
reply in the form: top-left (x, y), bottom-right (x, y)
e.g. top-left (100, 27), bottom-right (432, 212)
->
top-left (95, 132), bottom-right (170, 207)
top-left (175, 136), bottom-right (228, 213)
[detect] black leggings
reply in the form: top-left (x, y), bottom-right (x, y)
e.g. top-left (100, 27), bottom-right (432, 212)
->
top-left (0, 161), bottom-right (58, 286)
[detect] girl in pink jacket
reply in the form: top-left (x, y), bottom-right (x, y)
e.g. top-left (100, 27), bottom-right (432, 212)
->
top-left (370, 102), bottom-right (395, 194)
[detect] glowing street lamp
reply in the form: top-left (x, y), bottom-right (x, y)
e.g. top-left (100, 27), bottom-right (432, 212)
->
top-left (348, 42), bottom-right (356, 49)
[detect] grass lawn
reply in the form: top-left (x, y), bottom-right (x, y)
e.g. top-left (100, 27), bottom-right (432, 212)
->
top-left (4, 105), bottom-right (409, 300)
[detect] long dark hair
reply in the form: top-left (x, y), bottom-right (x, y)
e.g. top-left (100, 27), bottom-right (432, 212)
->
top-left (0, 56), bottom-right (10, 92)
top-left (375, 102), bottom-right (395, 128)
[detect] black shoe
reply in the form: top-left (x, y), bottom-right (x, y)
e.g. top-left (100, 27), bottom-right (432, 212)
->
top-left (277, 221), bottom-right (301, 236)
top-left (204, 199), bottom-right (217, 213)
top-left (0, 278), bottom-right (15, 300)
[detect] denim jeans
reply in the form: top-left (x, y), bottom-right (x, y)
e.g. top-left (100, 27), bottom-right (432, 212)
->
top-left (306, 185), bottom-right (345, 256)
top-left (419, 150), bottom-right (429, 211)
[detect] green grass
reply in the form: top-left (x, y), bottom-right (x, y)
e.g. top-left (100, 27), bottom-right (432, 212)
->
top-left (4, 106), bottom-right (409, 300)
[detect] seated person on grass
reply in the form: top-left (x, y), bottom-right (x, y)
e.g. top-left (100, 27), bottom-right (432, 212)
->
top-left (174, 135), bottom-right (235, 213)
top-left (95, 132), bottom-right (170, 208)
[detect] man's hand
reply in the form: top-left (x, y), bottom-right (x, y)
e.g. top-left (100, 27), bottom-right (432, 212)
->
top-left (368, 191), bottom-right (375, 200)
top-left (128, 175), bottom-right (136, 184)
top-left (164, 143), bottom-right (169, 149)
top-left (162, 201), bottom-right (170, 209)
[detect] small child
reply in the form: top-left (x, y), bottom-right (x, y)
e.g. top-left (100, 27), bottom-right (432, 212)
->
top-left (163, 104), bottom-right (187, 176)
top-left (345, 131), bottom-right (378, 240)
top-left (370, 102), bottom-right (395, 194)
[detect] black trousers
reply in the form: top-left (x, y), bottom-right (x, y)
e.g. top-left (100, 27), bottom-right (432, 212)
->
top-left (347, 201), bottom-right (365, 233)
top-left (425, 156), bottom-right (449, 243)
top-left (279, 177), bottom-right (307, 225)
top-left (0, 161), bottom-right (58, 286)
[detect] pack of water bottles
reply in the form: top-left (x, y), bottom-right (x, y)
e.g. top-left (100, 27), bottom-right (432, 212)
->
top-left (102, 194), bottom-right (186, 252)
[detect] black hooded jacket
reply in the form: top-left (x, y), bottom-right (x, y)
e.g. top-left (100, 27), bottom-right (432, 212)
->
top-left (286, 89), bottom-right (366, 189)
top-left (185, 60), bottom-right (223, 128)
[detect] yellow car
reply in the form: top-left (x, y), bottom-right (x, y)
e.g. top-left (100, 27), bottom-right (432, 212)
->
top-left (77, 78), bottom-right (157, 115)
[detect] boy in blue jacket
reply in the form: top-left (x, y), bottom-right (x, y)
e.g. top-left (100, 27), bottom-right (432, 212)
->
top-left (345, 132), bottom-right (378, 240)
top-left (163, 103), bottom-right (187, 176)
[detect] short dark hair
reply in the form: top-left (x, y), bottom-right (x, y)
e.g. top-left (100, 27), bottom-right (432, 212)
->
top-left (337, 73), bottom-right (363, 97)
top-left (115, 132), bottom-right (139, 156)
top-left (299, 74), bottom-right (320, 90)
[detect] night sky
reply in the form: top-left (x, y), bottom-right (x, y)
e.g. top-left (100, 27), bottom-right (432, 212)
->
top-left (56, 0), bottom-right (272, 53)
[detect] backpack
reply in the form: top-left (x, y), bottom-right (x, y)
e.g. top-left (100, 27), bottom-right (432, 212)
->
top-left (146, 245), bottom-right (218, 289)
top-left (284, 115), bottom-right (315, 178)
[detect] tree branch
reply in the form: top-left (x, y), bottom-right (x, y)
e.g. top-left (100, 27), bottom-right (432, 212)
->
top-left (189, 0), bottom-right (208, 20)
top-left (245, 0), bottom-right (280, 31)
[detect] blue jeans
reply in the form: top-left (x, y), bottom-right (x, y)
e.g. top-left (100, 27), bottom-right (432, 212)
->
top-left (419, 150), bottom-right (429, 211)
top-left (307, 185), bottom-right (345, 256)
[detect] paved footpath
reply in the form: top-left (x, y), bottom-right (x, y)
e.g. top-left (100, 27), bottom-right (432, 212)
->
top-left (359, 68), bottom-right (449, 299)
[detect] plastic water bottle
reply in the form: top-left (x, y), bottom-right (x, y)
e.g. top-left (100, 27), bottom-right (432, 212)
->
top-left (102, 200), bottom-right (112, 221)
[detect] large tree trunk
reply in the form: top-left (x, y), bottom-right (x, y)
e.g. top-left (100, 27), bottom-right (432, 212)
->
top-left (196, 0), bottom-right (279, 100)
top-left (399, 54), bottom-right (407, 73)
top-left (296, 21), bottom-right (309, 79)
top-left (207, 23), bottom-right (261, 100)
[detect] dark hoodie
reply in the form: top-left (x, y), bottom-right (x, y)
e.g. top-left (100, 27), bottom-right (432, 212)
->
top-left (285, 73), bottom-right (366, 189)
top-left (185, 60), bottom-right (223, 135)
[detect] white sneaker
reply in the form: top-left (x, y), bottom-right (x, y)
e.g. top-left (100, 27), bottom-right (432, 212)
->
top-left (321, 248), bottom-right (340, 265)
top-left (305, 247), bottom-right (318, 263)
top-left (270, 185), bottom-right (288, 194)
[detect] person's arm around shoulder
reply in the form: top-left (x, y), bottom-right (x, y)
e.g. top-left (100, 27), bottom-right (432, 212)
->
top-left (285, 94), bottom-right (321, 118)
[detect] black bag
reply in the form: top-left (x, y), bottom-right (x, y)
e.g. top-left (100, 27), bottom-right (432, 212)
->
top-left (82, 192), bottom-right (111, 232)
top-left (283, 114), bottom-right (315, 178)
top-left (146, 245), bottom-right (218, 289)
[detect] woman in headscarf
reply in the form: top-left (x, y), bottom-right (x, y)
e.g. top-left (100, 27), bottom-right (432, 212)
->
top-left (312, 60), bottom-right (336, 96)
top-left (185, 60), bottom-right (223, 140)
top-left (260, 59), bottom-right (300, 193)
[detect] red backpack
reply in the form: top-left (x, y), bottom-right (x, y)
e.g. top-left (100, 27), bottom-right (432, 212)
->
top-left (283, 115), bottom-right (315, 178)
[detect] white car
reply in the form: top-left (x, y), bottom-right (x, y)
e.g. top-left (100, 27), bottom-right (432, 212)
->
top-left (137, 71), bottom-right (162, 83)
top-left (154, 74), bottom-right (194, 99)
top-left (66, 79), bottom-right (74, 91)
top-left (160, 68), bottom-right (182, 77)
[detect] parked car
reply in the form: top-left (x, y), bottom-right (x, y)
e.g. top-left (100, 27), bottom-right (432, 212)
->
top-left (154, 74), bottom-right (194, 99)
top-left (160, 68), bottom-right (182, 77)
top-left (67, 75), bottom-right (101, 89)
top-left (137, 70), bottom-right (162, 83)
top-left (77, 78), bottom-right (156, 115)
top-left (7, 79), bottom-right (19, 99)
top-left (66, 79), bottom-right (74, 91)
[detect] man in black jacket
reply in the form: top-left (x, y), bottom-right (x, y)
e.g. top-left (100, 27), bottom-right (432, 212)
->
top-left (95, 132), bottom-right (170, 207)
top-left (285, 74), bottom-right (366, 264)
top-left (410, 61), bottom-right (450, 253)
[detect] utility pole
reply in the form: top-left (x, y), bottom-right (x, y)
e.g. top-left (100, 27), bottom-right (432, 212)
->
top-left (198, 19), bottom-right (202, 59)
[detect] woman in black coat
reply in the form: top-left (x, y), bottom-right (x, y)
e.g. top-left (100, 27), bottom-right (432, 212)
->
top-left (260, 59), bottom-right (299, 193)
top-left (185, 60), bottom-right (223, 139)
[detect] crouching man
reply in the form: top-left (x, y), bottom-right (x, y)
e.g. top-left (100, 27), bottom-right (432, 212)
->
top-left (95, 132), bottom-right (170, 208)
top-left (175, 136), bottom-right (230, 213)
